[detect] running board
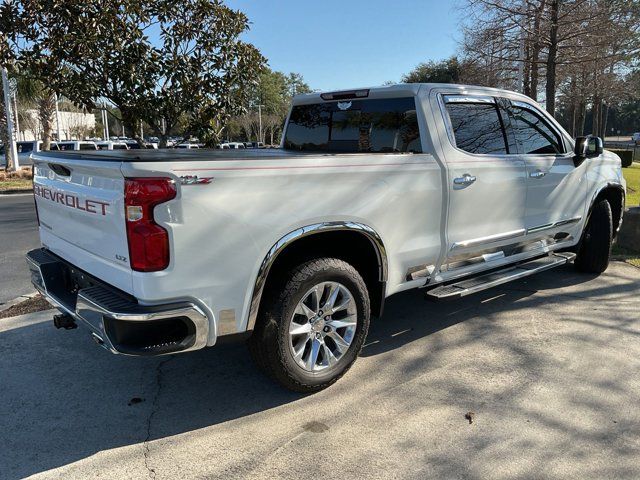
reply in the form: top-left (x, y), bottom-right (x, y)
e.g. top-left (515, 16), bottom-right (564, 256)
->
top-left (426, 252), bottom-right (576, 301)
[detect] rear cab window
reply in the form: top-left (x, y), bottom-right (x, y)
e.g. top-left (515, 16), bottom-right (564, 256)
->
top-left (284, 97), bottom-right (422, 153)
top-left (443, 97), bottom-right (510, 155)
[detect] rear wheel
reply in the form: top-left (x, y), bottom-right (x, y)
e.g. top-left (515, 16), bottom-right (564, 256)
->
top-left (575, 199), bottom-right (613, 274)
top-left (248, 258), bottom-right (370, 393)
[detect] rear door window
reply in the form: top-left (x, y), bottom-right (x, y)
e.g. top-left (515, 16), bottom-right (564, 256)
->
top-left (444, 99), bottom-right (509, 155)
top-left (284, 97), bottom-right (421, 153)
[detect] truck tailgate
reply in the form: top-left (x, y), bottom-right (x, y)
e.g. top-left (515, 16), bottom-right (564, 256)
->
top-left (32, 155), bottom-right (133, 293)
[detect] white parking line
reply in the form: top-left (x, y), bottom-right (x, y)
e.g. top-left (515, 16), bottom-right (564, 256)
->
top-left (0, 193), bottom-right (32, 198)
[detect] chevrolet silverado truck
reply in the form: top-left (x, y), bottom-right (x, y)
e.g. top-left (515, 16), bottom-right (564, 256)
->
top-left (26, 83), bottom-right (625, 392)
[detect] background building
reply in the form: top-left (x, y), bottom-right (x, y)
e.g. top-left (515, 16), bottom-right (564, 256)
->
top-left (18, 109), bottom-right (96, 141)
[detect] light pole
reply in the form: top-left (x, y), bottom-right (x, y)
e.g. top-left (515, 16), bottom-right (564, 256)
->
top-left (101, 106), bottom-right (106, 140)
top-left (258, 104), bottom-right (262, 144)
top-left (102, 102), bottom-right (110, 141)
top-left (2, 68), bottom-right (19, 170)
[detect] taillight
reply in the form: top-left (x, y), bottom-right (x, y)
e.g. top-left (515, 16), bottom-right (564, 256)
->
top-left (124, 177), bottom-right (177, 272)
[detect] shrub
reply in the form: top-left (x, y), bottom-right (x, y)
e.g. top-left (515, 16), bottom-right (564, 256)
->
top-left (608, 149), bottom-right (634, 168)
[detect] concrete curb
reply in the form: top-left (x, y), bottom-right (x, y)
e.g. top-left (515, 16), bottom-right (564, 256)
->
top-left (0, 292), bottom-right (40, 314)
top-left (0, 308), bottom-right (56, 324)
top-left (0, 189), bottom-right (33, 195)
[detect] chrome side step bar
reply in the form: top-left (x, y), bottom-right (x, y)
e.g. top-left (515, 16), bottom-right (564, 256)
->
top-left (425, 252), bottom-right (576, 301)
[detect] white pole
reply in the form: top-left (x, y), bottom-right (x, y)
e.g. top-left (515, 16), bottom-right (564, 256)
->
top-left (54, 92), bottom-right (62, 141)
top-left (104, 104), bottom-right (110, 141)
top-left (101, 106), bottom-right (106, 140)
top-left (101, 107), bottom-right (105, 140)
top-left (104, 105), bottom-right (109, 141)
top-left (2, 68), bottom-right (19, 170)
top-left (258, 104), bottom-right (263, 144)
top-left (140, 122), bottom-right (143, 142)
top-left (102, 105), bottom-right (108, 140)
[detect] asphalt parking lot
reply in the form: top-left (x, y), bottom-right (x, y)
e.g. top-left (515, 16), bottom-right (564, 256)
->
top-left (0, 194), bottom-right (39, 304)
top-left (1, 262), bottom-right (639, 479)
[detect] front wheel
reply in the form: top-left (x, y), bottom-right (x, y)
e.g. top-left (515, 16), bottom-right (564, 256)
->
top-left (575, 199), bottom-right (613, 274)
top-left (248, 258), bottom-right (370, 393)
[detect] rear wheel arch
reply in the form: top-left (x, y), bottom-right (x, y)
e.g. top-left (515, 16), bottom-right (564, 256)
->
top-left (246, 222), bottom-right (388, 332)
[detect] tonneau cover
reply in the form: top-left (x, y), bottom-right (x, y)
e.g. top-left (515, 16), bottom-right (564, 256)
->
top-left (32, 148), bottom-right (348, 163)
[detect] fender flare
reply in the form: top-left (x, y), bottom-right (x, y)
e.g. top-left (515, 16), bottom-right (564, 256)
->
top-left (586, 182), bottom-right (625, 236)
top-left (245, 221), bottom-right (388, 331)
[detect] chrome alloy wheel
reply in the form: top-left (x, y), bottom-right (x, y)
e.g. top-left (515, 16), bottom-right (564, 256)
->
top-left (288, 281), bottom-right (358, 373)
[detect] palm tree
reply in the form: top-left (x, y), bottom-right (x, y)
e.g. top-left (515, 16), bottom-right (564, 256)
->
top-left (16, 73), bottom-right (56, 150)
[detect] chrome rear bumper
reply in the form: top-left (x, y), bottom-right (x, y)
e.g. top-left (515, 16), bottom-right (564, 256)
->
top-left (26, 248), bottom-right (209, 356)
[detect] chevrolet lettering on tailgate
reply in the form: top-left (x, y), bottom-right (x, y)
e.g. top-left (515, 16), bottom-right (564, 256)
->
top-left (34, 184), bottom-right (110, 216)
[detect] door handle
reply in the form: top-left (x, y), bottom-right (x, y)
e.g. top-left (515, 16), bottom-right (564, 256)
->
top-left (530, 170), bottom-right (547, 179)
top-left (453, 174), bottom-right (477, 186)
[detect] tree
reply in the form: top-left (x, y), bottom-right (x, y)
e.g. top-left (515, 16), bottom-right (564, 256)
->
top-left (2, 0), bottom-right (265, 147)
top-left (234, 68), bottom-right (311, 144)
top-left (460, 0), bottom-right (640, 120)
top-left (1, 0), bottom-right (157, 144)
top-left (286, 73), bottom-right (311, 97)
top-left (402, 57), bottom-right (462, 84)
top-left (15, 74), bottom-right (56, 148)
top-left (148, 0), bottom-right (266, 146)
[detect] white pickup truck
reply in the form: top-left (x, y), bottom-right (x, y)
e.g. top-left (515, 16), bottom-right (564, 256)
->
top-left (27, 83), bottom-right (625, 392)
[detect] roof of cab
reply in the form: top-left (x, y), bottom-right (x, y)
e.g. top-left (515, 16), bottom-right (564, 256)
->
top-left (292, 82), bottom-right (535, 106)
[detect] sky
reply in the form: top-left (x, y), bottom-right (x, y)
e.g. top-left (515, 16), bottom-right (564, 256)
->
top-left (226, 0), bottom-right (461, 91)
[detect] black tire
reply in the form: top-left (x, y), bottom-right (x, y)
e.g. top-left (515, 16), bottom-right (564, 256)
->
top-left (247, 258), bottom-right (370, 393)
top-left (575, 199), bottom-right (613, 274)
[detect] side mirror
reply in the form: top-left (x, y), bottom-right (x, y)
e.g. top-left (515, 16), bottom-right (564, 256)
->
top-left (574, 135), bottom-right (603, 166)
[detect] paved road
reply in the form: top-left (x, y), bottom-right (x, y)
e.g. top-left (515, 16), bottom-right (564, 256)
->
top-left (0, 194), bottom-right (39, 305)
top-left (1, 262), bottom-right (639, 479)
